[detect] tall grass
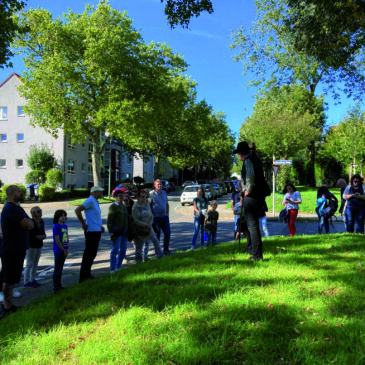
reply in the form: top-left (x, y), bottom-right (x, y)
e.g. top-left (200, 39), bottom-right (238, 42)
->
top-left (0, 234), bottom-right (364, 364)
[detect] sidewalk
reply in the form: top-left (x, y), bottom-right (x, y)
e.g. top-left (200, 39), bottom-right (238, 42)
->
top-left (2, 199), bottom-right (346, 308)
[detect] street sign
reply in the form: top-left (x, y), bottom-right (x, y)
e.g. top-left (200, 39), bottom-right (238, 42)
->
top-left (272, 164), bottom-right (280, 178)
top-left (275, 160), bottom-right (292, 165)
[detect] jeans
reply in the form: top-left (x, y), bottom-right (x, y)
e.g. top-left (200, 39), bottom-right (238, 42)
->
top-left (206, 231), bottom-right (217, 246)
top-left (24, 247), bottom-right (42, 283)
top-left (153, 216), bottom-right (171, 252)
top-left (234, 214), bottom-right (239, 238)
top-left (318, 216), bottom-right (330, 234)
top-left (243, 196), bottom-right (263, 259)
top-left (287, 209), bottom-right (298, 237)
top-left (345, 206), bottom-right (365, 233)
top-left (259, 216), bottom-right (269, 237)
top-left (110, 235), bottom-right (127, 271)
top-left (192, 216), bottom-right (205, 248)
top-left (79, 231), bottom-right (102, 283)
top-left (134, 234), bottom-right (163, 263)
top-left (53, 252), bottom-right (66, 291)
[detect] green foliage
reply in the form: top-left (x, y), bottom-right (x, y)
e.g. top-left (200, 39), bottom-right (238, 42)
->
top-left (0, 183), bottom-right (26, 203)
top-left (45, 169), bottom-right (63, 188)
top-left (26, 144), bottom-right (56, 174)
top-left (0, 0), bottom-right (25, 67)
top-left (38, 185), bottom-right (55, 202)
top-left (0, 235), bottom-right (364, 364)
top-left (53, 188), bottom-right (89, 201)
top-left (133, 176), bottom-right (144, 186)
top-left (25, 170), bottom-right (45, 184)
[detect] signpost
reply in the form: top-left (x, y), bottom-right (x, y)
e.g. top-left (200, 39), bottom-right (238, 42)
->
top-left (272, 158), bottom-right (292, 216)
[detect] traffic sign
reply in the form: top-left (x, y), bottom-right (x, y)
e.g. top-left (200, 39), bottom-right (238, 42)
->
top-left (272, 164), bottom-right (280, 178)
top-left (275, 160), bottom-right (292, 165)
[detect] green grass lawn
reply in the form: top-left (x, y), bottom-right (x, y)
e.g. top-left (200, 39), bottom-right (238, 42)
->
top-left (69, 197), bottom-right (114, 206)
top-left (1, 234), bottom-right (364, 364)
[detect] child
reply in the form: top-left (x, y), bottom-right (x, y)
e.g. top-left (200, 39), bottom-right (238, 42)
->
top-left (204, 201), bottom-right (219, 246)
top-left (52, 210), bottom-right (69, 293)
top-left (234, 192), bottom-right (247, 240)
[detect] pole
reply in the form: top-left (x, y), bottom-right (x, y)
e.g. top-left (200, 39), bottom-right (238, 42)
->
top-left (273, 155), bottom-right (275, 217)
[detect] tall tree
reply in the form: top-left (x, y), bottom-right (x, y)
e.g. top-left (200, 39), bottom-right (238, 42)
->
top-left (13, 2), bottom-right (188, 186)
top-left (0, 0), bottom-right (24, 67)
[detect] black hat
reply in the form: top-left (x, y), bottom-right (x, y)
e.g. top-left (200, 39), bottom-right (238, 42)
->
top-left (233, 141), bottom-right (251, 154)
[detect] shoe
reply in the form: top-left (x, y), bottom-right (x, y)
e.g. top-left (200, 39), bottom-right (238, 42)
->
top-left (0, 305), bottom-right (19, 320)
top-left (32, 280), bottom-right (41, 288)
top-left (248, 256), bottom-right (263, 261)
top-left (163, 249), bottom-right (174, 255)
top-left (24, 282), bottom-right (36, 288)
top-left (13, 290), bottom-right (22, 298)
top-left (155, 251), bottom-right (159, 258)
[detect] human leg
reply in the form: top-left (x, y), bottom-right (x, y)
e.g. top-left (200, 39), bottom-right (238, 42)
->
top-left (143, 240), bottom-right (150, 260)
top-left (24, 248), bottom-right (37, 284)
top-left (345, 207), bottom-right (355, 233)
top-left (79, 231), bottom-right (101, 283)
top-left (117, 235), bottom-right (128, 268)
top-left (354, 207), bottom-right (364, 233)
top-left (150, 234), bottom-right (163, 257)
top-left (259, 216), bottom-right (269, 237)
top-left (288, 210), bottom-right (298, 236)
top-left (53, 252), bottom-right (65, 292)
top-left (160, 216), bottom-right (171, 252)
top-left (134, 241), bottom-right (144, 264)
top-left (191, 217), bottom-right (201, 248)
top-left (206, 231), bottom-right (212, 246)
top-left (110, 236), bottom-right (121, 272)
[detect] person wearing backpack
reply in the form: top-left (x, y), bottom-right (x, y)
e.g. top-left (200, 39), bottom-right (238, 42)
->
top-left (316, 179), bottom-right (338, 234)
top-left (234, 141), bottom-right (271, 261)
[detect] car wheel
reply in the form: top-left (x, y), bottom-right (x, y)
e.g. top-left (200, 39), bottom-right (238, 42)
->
top-left (181, 203), bottom-right (185, 206)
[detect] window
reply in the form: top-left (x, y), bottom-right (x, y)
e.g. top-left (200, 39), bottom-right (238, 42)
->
top-left (104, 149), bottom-right (110, 167)
top-left (115, 170), bottom-right (120, 181)
top-left (17, 106), bottom-right (24, 116)
top-left (67, 159), bottom-right (75, 174)
top-left (88, 143), bottom-right (93, 159)
top-left (0, 134), bottom-right (7, 142)
top-left (82, 162), bottom-right (86, 173)
top-left (116, 150), bottom-right (121, 166)
top-left (0, 107), bottom-right (7, 119)
top-left (68, 139), bottom-right (76, 150)
top-left (0, 159), bottom-right (6, 168)
top-left (16, 133), bottom-right (24, 142)
top-left (16, 159), bottom-right (23, 168)
top-left (88, 162), bottom-right (93, 182)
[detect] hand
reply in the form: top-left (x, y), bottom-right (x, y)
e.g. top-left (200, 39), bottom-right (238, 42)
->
top-left (101, 226), bottom-right (105, 233)
top-left (64, 250), bottom-right (69, 258)
top-left (244, 191), bottom-right (249, 197)
top-left (82, 222), bottom-right (88, 231)
top-left (110, 235), bottom-right (116, 242)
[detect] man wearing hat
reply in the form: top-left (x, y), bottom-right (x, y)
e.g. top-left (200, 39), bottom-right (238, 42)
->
top-left (75, 186), bottom-right (105, 282)
top-left (233, 141), bottom-right (270, 261)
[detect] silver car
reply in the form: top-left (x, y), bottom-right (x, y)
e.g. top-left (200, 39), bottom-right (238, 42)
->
top-left (202, 184), bottom-right (217, 200)
top-left (180, 185), bottom-right (201, 206)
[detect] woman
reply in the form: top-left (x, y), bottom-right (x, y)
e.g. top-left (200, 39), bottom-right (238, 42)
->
top-left (123, 194), bottom-right (134, 216)
top-left (191, 187), bottom-right (209, 249)
top-left (123, 193), bottom-right (136, 246)
top-left (24, 206), bottom-right (46, 288)
top-left (282, 183), bottom-right (302, 237)
top-left (132, 189), bottom-right (163, 263)
top-left (343, 174), bottom-right (365, 233)
top-left (107, 191), bottom-right (128, 272)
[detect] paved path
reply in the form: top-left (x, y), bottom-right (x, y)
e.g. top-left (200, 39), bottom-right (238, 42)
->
top-left (1, 194), bottom-right (346, 307)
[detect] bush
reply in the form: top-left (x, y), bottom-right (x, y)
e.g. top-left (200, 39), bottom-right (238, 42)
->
top-left (25, 170), bottom-right (46, 184)
top-left (46, 169), bottom-right (63, 187)
top-left (38, 185), bottom-right (55, 202)
top-left (133, 176), bottom-right (144, 186)
top-left (53, 188), bottom-right (89, 201)
top-left (0, 184), bottom-right (26, 203)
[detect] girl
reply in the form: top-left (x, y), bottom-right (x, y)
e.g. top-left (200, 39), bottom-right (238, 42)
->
top-left (191, 187), bottom-right (209, 249)
top-left (282, 183), bottom-right (302, 237)
top-left (204, 201), bottom-right (219, 246)
top-left (52, 210), bottom-right (69, 293)
top-left (24, 206), bottom-right (46, 288)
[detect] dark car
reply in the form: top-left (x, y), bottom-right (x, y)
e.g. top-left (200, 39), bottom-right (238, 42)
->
top-left (167, 182), bottom-right (176, 192)
top-left (111, 183), bottom-right (138, 197)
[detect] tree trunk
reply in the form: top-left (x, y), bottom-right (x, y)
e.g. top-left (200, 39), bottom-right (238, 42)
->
top-left (90, 135), bottom-right (103, 187)
top-left (154, 154), bottom-right (161, 180)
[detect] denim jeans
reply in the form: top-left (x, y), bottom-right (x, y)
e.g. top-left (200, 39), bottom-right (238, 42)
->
top-left (153, 215), bottom-right (171, 252)
top-left (192, 216), bottom-right (205, 248)
top-left (318, 216), bottom-right (330, 234)
top-left (206, 231), bottom-right (217, 246)
top-left (259, 216), bottom-right (269, 237)
top-left (110, 235), bottom-right (127, 271)
top-left (345, 206), bottom-right (365, 233)
top-left (53, 252), bottom-right (66, 291)
top-left (243, 196), bottom-right (263, 259)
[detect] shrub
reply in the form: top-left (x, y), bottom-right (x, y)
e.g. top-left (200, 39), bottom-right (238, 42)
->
top-left (133, 176), bottom-right (144, 186)
top-left (25, 170), bottom-right (46, 184)
top-left (46, 169), bottom-right (63, 188)
top-left (53, 188), bottom-right (89, 201)
top-left (27, 143), bottom-right (57, 173)
top-left (0, 184), bottom-right (27, 203)
top-left (38, 185), bottom-right (55, 202)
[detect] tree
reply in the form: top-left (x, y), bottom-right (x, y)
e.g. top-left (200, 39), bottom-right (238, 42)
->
top-left (13, 2), bottom-right (188, 186)
top-left (46, 169), bottom-right (63, 188)
top-left (27, 143), bottom-right (57, 173)
top-left (318, 107), bottom-right (365, 172)
top-left (0, 0), bottom-right (24, 67)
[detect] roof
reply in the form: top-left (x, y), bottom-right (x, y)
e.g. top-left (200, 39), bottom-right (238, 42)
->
top-left (0, 73), bottom-right (21, 88)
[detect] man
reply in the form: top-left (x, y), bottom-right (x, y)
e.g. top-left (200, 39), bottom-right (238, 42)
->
top-left (234, 141), bottom-right (269, 261)
top-left (231, 181), bottom-right (242, 239)
top-left (0, 185), bottom-right (34, 319)
top-left (316, 179), bottom-right (337, 234)
top-left (150, 179), bottom-right (173, 255)
top-left (75, 186), bottom-right (105, 283)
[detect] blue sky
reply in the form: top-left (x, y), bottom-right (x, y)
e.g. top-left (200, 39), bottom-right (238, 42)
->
top-left (0, 0), bottom-right (356, 138)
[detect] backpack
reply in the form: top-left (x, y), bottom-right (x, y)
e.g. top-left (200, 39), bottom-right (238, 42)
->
top-left (320, 196), bottom-right (338, 219)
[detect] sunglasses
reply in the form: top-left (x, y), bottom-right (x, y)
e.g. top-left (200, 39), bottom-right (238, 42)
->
top-left (140, 194), bottom-right (147, 197)
top-left (353, 180), bottom-right (361, 183)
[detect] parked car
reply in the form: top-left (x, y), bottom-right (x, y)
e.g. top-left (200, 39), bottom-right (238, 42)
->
top-left (197, 179), bottom-right (212, 185)
top-left (167, 182), bottom-right (176, 192)
top-left (218, 182), bottom-right (228, 195)
top-left (180, 185), bottom-right (201, 206)
top-left (160, 180), bottom-right (170, 192)
top-left (212, 183), bottom-right (222, 198)
top-left (226, 181), bottom-right (236, 193)
top-left (202, 184), bottom-right (217, 200)
top-left (112, 183), bottom-right (138, 197)
top-left (224, 181), bottom-right (233, 194)
top-left (182, 180), bottom-right (197, 188)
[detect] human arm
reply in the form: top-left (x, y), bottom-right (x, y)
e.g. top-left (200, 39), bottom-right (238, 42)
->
top-left (55, 234), bottom-right (68, 257)
top-left (193, 199), bottom-right (200, 215)
top-left (244, 159), bottom-right (255, 196)
top-left (74, 205), bottom-right (88, 231)
top-left (20, 218), bottom-right (34, 230)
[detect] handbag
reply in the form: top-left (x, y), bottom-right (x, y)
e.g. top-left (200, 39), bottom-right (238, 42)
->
top-left (135, 225), bottom-right (150, 236)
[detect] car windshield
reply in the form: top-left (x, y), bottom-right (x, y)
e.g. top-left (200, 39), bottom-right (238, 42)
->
top-left (117, 184), bottom-right (129, 189)
top-left (184, 187), bottom-right (198, 192)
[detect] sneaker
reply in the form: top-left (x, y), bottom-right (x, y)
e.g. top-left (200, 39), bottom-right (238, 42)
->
top-left (24, 282), bottom-right (36, 288)
top-left (155, 251), bottom-right (159, 258)
top-left (190, 246), bottom-right (195, 251)
top-left (163, 249), bottom-right (174, 255)
top-left (13, 290), bottom-right (22, 298)
top-left (32, 280), bottom-right (41, 288)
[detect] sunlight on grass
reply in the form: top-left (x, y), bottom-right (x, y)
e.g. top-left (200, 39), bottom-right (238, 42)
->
top-left (0, 234), bottom-right (364, 364)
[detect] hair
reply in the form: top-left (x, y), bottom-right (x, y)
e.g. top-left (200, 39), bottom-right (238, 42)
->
top-left (136, 189), bottom-right (147, 198)
top-left (6, 185), bottom-right (19, 197)
top-left (323, 179), bottom-right (332, 185)
top-left (154, 179), bottom-right (161, 185)
top-left (351, 174), bottom-right (364, 184)
top-left (337, 178), bottom-right (346, 186)
top-left (282, 183), bottom-right (297, 194)
top-left (30, 206), bottom-right (41, 220)
top-left (113, 190), bottom-right (124, 198)
top-left (197, 186), bottom-right (206, 199)
top-left (210, 200), bottom-right (217, 208)
top-left (53, 209), bottom-right (67, 224)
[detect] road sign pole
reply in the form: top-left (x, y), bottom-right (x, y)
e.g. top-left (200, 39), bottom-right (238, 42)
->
top-left (273, 155), bottom-right (275, 217)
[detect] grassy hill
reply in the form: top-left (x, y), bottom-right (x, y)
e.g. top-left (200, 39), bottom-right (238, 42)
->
top-left (1, 234), bottom-right (364, 364)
